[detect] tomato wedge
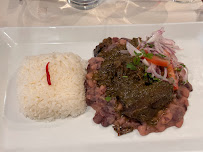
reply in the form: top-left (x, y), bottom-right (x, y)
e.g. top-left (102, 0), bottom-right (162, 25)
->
top-left (167, 64), bottom-right (178, 90)
top-left (144, 54), bottom-right (178, 90)
top-left (144, 56), bottom-right (170, 67)
top-left (143, 51), bottom-right (178, 90)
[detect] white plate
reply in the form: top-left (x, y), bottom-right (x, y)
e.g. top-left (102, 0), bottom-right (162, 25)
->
top-left (0, 23), bottom-right (203, 152)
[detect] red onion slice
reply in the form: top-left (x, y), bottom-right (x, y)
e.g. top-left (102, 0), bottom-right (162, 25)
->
top-left (126, 42), bottom-right (151, 66)
top-left (147, 28), bottom-right (165, 43)
top-left (146, 28), bottom-right (180, 58)
top-left (142, 59), bottom-right (150, 67)
top-left (163, 67), bottom-right (168, 79)
top-left (182, 68), bottom-right (188, 82)
top-left (125, 29), bottom-right (188, 85)
top-left (126, 41), bottom-right (141, 56)
top-left (147, 63), bottom-right (168, 81)
top-left (161, 38), bottom-right (175, 46)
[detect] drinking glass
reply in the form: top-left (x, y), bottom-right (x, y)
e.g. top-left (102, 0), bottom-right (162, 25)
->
top-left (173, 0), bottom-right (194, 3)
top-left (67, 0), bottom-right (103, 10)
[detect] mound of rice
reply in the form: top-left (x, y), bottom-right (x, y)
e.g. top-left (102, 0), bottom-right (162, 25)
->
top-left (17, 52), bottom-right (87, 120)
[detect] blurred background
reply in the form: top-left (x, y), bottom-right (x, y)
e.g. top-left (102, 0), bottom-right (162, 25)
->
top-left (0, 0), bottom-right (202, 27)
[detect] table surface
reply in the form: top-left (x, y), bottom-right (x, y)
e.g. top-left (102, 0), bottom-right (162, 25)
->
top-left (0, 0), bottom-right (203, 27)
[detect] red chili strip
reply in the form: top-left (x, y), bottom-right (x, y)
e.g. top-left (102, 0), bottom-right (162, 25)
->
top-left (46, 62), bottom-right (51, 85)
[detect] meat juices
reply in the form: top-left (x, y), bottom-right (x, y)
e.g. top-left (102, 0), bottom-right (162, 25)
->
top-left (85, 37), bottom-right (193, 136)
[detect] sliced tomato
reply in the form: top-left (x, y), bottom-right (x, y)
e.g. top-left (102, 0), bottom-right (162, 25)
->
top-left (144, 56), bottom-right (170, 67)
top-left (143, 51), bottom-right (178, 90)
top-left (167, 64), bottom-right (178, 90)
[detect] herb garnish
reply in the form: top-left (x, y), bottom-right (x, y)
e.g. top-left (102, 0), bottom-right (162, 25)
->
top-left (105, 96), bottom-right (111, 102)
top-left (144, 72), bottom-right (160, 85)
top-left (180, 63), bottom-right (186, 68)
top-left (127, 63), bottom-right (137, 70)
top-left (127, 53), bottom-right (141, 70)
top-left (153, 77), bottom-right (160, 81)
top-left (134, 51), bottom-right (142, 57)
top-left (145, 53), bottom-right (154, 59)
top-left (133, 56), bottom-right (140, 65)
top-left (127, 48), bottom-right (154, 71)
top-left (182, 80), bottom-right (188, 85)
top-left (155, 53), bottom-right (166, 58)
top-left (175, 67), bottom-right (182, 71)
top-left (122, 76), bottom-right (128, 78)
top-left (143, 43), bottom-right (154, 48)
top-left (148, 43), bottom-right (154, 48)
top-left (140, 49), bottom-right (153, 59)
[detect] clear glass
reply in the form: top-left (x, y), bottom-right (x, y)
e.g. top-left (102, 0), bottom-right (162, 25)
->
top-left (173, 0), bottom-right (194, 3)
top-left (67, 0), bottom-right (102, 10)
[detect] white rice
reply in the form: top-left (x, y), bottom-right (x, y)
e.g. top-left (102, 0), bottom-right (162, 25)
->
top-left (17, 52), bottom-right (87, 120)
